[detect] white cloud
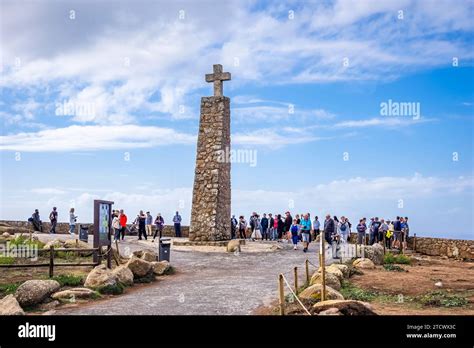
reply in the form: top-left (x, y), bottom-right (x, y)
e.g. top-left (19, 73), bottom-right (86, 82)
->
top-left (333, 117), bottom-right (434, 128)
top-left (0, 125), bottom-right (196, 152)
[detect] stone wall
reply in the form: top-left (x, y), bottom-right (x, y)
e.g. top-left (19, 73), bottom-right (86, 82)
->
top-left (0, 220), bottom-right (189, 237)
top-left (349, 232), bottom-right (474, 260)
top-left (189, 96), bottom-right (231, 241)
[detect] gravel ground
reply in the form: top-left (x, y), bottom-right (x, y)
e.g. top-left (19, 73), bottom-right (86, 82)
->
top-left (36, 234), bottom-right (324, 315)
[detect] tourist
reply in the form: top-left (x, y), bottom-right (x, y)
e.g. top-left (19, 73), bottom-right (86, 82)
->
top-left (284, 212), bottom-right (292, 239)
top-left (380, 219), bottom-right (388, 244)
top-left (385, 220), bottom-right (394, 249)
top-left (138, 210), bottom-right (147, 240)
top-left (300, 213), bottom-right (311, 252)
top-left (277, 214), bottom-right (285, 241)
top-left (29, 209), bottom-right (42, 232)
top-left (290, 219), bottom-right (299, 250)
top-left (112, 211), bottom-right (121, 242)
top-left (404, 216), bottom-right (410, 241)
top-left (49, 207), bottom-right (58, 234)
top-left (401, 217), bottom-right (408, 250)
top-left (312, 215), bottom-right (320, 239)
top-left (153, 213), bottom-right (164, 241)
top-left (173, 211), bottom-right (182, 237)
top-left (69, 208), bottom-right (78, 235)
top-left (119, 209), bottom-right (127, 240)
top-left (231, 215), bottom-right (238, 239)
top-left (338, 216), bottom-right (350, 244)
top-left (238, 216), bottom-right (247, 239)
top-left (251, 214), bottom-right (262, 241)
top-left (268, 213), bottom-right (275, 240)
top-left (249, 212), bottom-right (257, 235)
top-left (323, 214), bottom-right (335, 245)
top-left (145, 211), bottom-right (153, 237)
top-left (393, 216), bottom-right (402, 249)
top-left (356, 219), bottom-right (367, 245)
top-left (295, 214), bottom-right (300, 225)
top-left (330, 219), bottom-right (341, 259)
top-left (261, 213), bottom-right (269, 241)
top-left (369, 217), bottom-right (381, 245)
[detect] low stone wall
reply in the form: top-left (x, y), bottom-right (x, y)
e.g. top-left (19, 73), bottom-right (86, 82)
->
top-left (0, 220), bottom-right (189, 238)
top-left (348, 232), bottom-right (474, 260)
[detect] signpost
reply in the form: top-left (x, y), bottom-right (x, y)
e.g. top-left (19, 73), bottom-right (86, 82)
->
top-left (93, 200), bottom-right (114, 268)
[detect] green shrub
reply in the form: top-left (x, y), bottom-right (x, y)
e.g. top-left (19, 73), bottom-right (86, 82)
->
top-left (384, 253), bottom-right (411, 265)
top-left (98, 283), bottom-right (124, 295)
top-left (0, 256), bottom-right (15, 265)
top-left (51, 274), bottom-right (83, 287)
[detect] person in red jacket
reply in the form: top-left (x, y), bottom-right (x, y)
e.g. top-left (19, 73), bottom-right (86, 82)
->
top-left (119, 209), bottom-right (127, 240)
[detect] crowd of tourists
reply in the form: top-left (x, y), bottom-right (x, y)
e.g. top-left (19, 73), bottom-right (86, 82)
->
top-left (28, 208), bottom-right (183, 243)
top-left (29, 208), bottom-right (410, 255)
top-left (231, 212), bottom-right (410, 254)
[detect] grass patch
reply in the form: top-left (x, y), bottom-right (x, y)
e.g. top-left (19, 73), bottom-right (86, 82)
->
top-left (383, 264), bottom-right (407, 272)
top-left (340, 280), bottom-right (377, 302)
top-left (0, 283), bottom-right (20, 296)
top-left (51, 274), bottom-right (83, 287)
top-left (97, 283), bottom-right (124, 295)
top-left (384, 253), bottom-right (411, 265)
top-left (0, 256), bottom-right (15, 265)
top-left (414, 291), bottom-right (468, 308)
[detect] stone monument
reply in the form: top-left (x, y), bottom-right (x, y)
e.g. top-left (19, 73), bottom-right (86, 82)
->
top-left (189, 64), bottom-right (232, 241)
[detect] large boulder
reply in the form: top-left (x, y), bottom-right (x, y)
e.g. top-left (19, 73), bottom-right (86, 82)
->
top-left (63, 239), bottom-right (92, 256)
top-left (2, 232), bottom-right (11, 238)
top-left (361, 244), bottom-right (384, 265)
top-left (299, 284), bottom-right (344, 303)
top-left (0, 295), bottom-right (25, 315)
top-left (141, 250), bottom-right (158, 262)
top-left (353, 258), bottom-right (375, 269)
top-left (43, 239), bottom-right (65, 250)
top-left (51, 288), bottom-right (98, 301)
top-left (310, 272), bottom-right (341, 290)
top-left (15, 280), bottom-right (61, 307)
top-left (329, 264), bottom-right (350, 278)
top-left (318, 264), bottom-right (344, 281)
top-left (312, 300), bottom-right (377, 315)
top-left (126, 256), bottom-right (152, 278)
top-left (150, 261), bottom-right (170, 276)
top-left (112, 265), bottom-right (134, 286)
top-left (84, 264), bottom-right (118, 290)
top-left (226, 239), bottom-right (241, 253)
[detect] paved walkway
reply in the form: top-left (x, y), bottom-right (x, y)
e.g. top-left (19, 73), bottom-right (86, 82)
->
top-left (53, 237), bottom-right (323, 315)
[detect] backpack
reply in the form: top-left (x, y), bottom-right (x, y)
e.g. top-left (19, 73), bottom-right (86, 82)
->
top-left (340, 223), bottom-right (347, 232)
top-left (290, 225), bottom-right (299, 234)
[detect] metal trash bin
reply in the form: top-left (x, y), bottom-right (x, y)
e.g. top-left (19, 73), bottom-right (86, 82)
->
top-left (159, 237), bottom-right (171, 262)
top-left (79, 224), bottom-right (89, 242)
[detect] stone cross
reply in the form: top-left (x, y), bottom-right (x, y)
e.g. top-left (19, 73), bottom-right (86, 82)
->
top-left (205, 64), bottom-right (231, 97)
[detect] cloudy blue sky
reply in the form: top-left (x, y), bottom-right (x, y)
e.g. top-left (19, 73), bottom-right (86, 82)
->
top-left (0, 0), bottom-right (473, 239)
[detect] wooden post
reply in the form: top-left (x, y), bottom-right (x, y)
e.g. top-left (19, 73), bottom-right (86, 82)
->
top-left (293, 267), bottom-right (298, 294)
top-left (49, 245), bottom-right (54, 278)
top-left (106, 245), bottom-right (112, 269)
top-left (97, 247), bottom-right (102, 265)
top-left (278, 274), bottom-right (285, 315)
top-left (413, 233), bottom-right (416, 252)
top-left (305, 259), bottom-right (310, 285)
top-left (320, 232), bottom-right (326, 301)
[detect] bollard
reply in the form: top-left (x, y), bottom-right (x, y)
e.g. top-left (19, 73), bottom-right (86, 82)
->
top-left (278, 274), bottom-right (285, 315)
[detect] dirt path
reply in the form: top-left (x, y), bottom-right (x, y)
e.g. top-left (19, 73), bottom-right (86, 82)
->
top-left (54, 237), bottom-right (322, 315)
